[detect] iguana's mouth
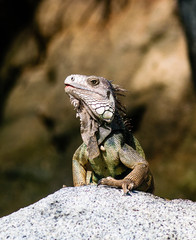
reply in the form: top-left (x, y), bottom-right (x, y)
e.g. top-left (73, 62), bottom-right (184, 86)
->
top-left (64, 84), bottom-right (74, 89)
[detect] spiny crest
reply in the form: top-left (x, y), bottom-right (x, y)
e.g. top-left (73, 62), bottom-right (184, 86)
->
top-left (111, 83), bottom-right (127, 116)
top-left (111, 83), bottom-right (132, 132)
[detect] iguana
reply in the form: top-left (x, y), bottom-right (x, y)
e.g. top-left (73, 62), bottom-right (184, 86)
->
top-left (64, 74), bottom-right (154, 194)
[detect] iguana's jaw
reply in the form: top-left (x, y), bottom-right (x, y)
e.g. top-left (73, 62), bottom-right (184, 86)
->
top-left (67, 92), bottom-right (114, 123)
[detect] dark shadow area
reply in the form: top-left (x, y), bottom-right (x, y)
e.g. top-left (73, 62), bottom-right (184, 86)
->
top-left (178, 0), bottom-right (196, 90)
top-left (0, 0), bottom-right (40, 65)
top-left (126, 105), bottom-right (147, 133)
top-left (0, 0), bottom-right (41, 123)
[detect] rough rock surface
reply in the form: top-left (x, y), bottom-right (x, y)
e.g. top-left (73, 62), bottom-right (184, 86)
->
top-left (0, 186), bottom-right (195, 240)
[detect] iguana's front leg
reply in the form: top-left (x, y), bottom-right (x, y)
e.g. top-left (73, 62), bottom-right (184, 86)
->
top-left (98, 163), bottom-right (149, 194)
top-left (98, 143), bottom-right (153, 194)
top-left (72, 144), bottom-right (89, 186)
top-left (73, 159), bottom-right (86, 186)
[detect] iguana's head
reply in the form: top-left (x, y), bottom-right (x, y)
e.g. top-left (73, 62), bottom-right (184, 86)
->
top-left (64, 74), bottom-right (116, 123)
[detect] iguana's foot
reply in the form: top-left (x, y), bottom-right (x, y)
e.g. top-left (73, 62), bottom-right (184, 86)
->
top-left (97, 176), bottom-right (134, 194)
top-left (74, 183), bottom-right (86, 187)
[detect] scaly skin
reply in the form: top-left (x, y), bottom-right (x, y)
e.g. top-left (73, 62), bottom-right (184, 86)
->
top-left (72, 133), bottom-right (154, 194)
top-left (64, 74), bottom-right (154, 194)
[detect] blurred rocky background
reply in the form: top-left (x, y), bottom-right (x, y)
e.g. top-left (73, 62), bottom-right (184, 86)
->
top-left (0, 0), bottom-right (196, 217)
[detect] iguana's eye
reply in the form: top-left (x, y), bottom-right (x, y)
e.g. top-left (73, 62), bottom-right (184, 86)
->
top-left (88, 78), bottom-right (100, 86)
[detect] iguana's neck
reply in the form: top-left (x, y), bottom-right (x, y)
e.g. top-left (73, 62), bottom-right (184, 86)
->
top-left (78, 105), bottom-right (126, 159)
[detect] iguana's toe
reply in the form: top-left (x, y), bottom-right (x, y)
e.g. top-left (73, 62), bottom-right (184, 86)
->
top-left (122, 180), bottom-right (134, 194)
top-left (97, 176), bottom-right (113, 186)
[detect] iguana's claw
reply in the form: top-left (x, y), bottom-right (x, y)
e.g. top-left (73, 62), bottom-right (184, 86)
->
top-left (97, 180), bottom-right (101, 187)
top-left (97, 176), bottom-right (113, 187)
top-left (122, 181), bottom-right (134, 194)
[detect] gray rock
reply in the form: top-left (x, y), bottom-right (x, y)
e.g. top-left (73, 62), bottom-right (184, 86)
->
top-left (0, 186), bottom-right (195, 240)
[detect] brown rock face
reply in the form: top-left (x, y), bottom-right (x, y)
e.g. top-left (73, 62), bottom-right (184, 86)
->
top-left (0, 0), bottom-right (195, 216)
